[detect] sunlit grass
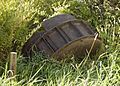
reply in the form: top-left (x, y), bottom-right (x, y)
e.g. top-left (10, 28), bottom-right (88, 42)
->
top-left (0, 0), bottom-right (120, 86)
top-left (0, 48), bottom-right (119, 86)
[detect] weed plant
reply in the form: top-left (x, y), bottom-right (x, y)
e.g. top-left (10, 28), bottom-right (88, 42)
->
top-left (0, 0), bottom-right (120, 86)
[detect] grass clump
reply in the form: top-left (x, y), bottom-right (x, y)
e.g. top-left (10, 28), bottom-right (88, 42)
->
top-left (1, 50), bottom-right (120, 86)
top-left (0, 0), bottom-right (120, 86)
top-left (0, 0), bottom-right (40, 66)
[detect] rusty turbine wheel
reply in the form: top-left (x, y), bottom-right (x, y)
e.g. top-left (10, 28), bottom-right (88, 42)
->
top-left (22, 14), bottom-right (104, 60)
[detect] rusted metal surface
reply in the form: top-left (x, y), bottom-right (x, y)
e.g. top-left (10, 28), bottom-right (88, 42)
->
top-left (52, 36), bottom-right (102, 60)
top-left (22, 14), bottom-right (103, 60)
top-left (42, 14), bottom-right (76, 30)
top-left (22, 31), bottom-right (44, 57)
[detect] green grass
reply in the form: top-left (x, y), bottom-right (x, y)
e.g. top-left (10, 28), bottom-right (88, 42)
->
top-left (0, 48), bottom-right (120, 86)
top-left (0, 0), bottom-right (120, 86)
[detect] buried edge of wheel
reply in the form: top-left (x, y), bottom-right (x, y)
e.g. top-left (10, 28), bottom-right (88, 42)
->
top-left (51, 36), bottom-right (104, 61)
